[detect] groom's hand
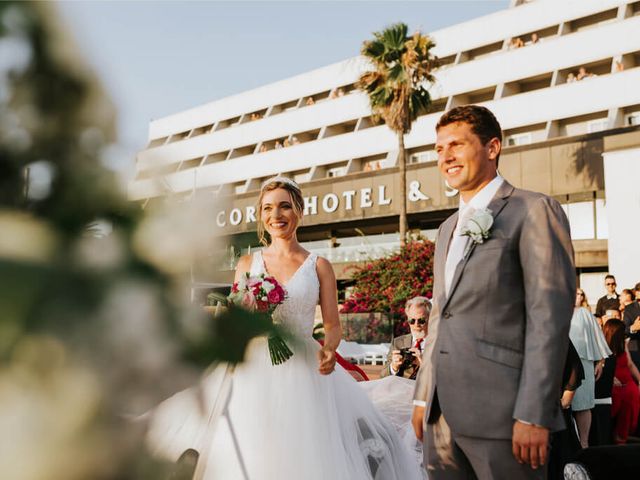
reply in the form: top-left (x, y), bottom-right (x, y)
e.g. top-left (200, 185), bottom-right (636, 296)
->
top-left (411, 405), bottom-right (425, 441)
top-left (512, 421), bottom-right (549, 470)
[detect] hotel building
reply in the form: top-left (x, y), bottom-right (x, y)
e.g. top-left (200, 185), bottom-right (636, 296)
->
top-left (129, 0), bottom-right (640, 300)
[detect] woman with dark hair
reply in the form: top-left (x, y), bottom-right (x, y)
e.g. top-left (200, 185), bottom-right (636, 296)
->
top-left (603, 319), bottom-right (640, 444)
top-left (548, 341), bottom-right (584, 480)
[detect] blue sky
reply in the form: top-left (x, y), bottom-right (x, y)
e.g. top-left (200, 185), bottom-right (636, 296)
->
top-left (57, 0), bottom-right (509, 175)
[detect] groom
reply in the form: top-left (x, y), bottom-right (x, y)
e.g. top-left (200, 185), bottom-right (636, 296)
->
top-left (412, 105), bottom-right (575, 478)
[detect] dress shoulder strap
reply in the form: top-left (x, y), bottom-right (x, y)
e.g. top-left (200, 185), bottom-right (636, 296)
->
top-left (248, 250), bottom-right (265, 276)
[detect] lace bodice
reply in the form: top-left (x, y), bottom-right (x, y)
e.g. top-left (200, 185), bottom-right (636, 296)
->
top-left (250, 250), bottom-right (319, 337)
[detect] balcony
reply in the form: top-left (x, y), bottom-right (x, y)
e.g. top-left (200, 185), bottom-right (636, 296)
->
top-left (129, 66), bottom-right (640, 200)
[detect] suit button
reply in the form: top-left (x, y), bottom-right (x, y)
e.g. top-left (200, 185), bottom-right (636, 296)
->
top-left (443, 311), bottom-right (452, 319)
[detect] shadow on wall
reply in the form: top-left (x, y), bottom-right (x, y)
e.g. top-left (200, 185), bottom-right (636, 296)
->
top-left (570, 138), bottom-right (605, 190)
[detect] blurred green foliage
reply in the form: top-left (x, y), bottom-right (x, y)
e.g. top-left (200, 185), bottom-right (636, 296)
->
top-left (0, 2), bottom-right (274, 478)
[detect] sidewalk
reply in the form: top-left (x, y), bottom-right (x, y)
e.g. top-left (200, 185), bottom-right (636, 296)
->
top-left (361, 364), bottom-right (383, 380)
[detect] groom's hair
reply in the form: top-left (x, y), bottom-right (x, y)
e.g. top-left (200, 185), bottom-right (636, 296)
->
top-left (436, 105), bottom-right (503, 166)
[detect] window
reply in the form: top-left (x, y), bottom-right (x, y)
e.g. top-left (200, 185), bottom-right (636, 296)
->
top-left (327, 167), bottom-right (346, 178)
top-left (587, 119), bottom-right (608, 133)
top-left (505, 133), bottom-right (532, 146)
top-left (625, 112), bottom-right (640, 126)
top-left (410, 151), bottom-right (437, 164)
top-left (564, 201), bottom-right (595, 240)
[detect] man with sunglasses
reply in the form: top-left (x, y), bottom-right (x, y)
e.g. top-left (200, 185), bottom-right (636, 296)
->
top-left (595, 275), bottom-right (620, 320)
top-left (381, 296), bottom-right (431, 380)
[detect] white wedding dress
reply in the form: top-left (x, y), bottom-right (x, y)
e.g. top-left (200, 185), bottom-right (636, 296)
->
top-left (145, 251), bottom-right (423, 480)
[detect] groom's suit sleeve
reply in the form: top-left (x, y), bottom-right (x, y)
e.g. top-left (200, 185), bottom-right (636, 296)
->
top-left (514, 196), bottom-right (575, 428)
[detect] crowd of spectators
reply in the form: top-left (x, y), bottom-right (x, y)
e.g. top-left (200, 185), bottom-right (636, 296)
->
top-left (508, 32), bottom-right (540, 49)
top-left (573, 275), bottom-right (640, 449)
top-left (567, 66), bottom-right (597, 83)
top-left (258, 135), bottom-right (300, 153)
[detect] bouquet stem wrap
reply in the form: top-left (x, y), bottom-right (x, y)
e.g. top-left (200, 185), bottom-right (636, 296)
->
top-left (267, 332), bottom-right (293, 365)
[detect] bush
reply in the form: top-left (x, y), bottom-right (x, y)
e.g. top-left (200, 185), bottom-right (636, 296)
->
top-left (341, 238), bottom-right (435, 336)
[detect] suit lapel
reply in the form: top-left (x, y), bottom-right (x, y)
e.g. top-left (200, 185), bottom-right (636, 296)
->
top-left (441, 181), bottom-right (515, 314)
top-left (435, 214), bottom-right (458, 311)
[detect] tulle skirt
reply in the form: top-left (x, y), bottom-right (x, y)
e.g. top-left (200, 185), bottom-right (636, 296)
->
top-left (145, 336), bottom-right (423, 480)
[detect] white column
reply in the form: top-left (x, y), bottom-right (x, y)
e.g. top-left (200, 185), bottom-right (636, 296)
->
top-left (602, 146), bottom-right (640, 289)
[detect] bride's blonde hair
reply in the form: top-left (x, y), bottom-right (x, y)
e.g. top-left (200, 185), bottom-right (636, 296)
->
top-left (257, 177), bottom-right (304, 246)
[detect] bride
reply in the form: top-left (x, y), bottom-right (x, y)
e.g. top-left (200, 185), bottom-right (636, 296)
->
top-left (145, 176), bottom-right (423, 480)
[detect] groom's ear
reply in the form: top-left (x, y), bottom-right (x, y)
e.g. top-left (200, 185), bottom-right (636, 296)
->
top-left (487, 137), bottom-right (501, 167)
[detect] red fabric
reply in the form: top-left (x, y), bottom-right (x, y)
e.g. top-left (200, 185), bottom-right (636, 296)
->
top-left (611, 353), bottom-right (640, 443)
top-left (316, 339), bottom-right (369, 381)
top-left (414, 338), bottom-right (423, 350)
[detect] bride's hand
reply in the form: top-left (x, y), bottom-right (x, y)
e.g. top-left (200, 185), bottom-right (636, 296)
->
top-left (318, 346), bottom-right (337, 375)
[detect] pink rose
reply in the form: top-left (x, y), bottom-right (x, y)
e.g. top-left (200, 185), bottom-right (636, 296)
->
top-left (242, 292), bottom-right (257, 310)
top-left (267, 289), bottom-right (282, 304)
top-left (256, 299), bottom-right (269, 312)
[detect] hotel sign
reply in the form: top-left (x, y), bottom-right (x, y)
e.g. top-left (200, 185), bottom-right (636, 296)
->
top-left (213, 164), bottom-right (459, 233)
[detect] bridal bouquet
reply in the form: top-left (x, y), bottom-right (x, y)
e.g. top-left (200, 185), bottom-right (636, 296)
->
top-left (228, 273), bottom-right (293, 365)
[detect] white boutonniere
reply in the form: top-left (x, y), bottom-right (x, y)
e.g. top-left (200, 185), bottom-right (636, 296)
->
top-left (461, 208), bottom-right (494, 254)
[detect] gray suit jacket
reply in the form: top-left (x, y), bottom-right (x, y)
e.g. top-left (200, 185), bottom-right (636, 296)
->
top-left (414, 181), bottom-right (575, 439)
top-left (623, 301), bottom-right (640, 352)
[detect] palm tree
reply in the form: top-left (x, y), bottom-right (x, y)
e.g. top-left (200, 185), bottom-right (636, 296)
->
top-left (358, 23), bottom-right (436, 247)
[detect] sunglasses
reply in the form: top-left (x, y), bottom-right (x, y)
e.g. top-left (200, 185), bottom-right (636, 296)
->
top-left (606, 282), bottom-right (616, 286)
top-left (408, 318), bottom-right (427, 325)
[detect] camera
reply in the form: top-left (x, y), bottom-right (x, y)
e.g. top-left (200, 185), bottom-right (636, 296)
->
top-left (398, 347), bottom-right (416, 374)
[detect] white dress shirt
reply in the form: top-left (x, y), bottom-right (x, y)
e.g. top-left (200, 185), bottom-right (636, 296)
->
top-left (444, 175), bottom-right (504, 297)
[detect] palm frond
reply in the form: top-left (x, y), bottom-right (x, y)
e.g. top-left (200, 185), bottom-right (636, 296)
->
top-left (357, 23), bottom-right (436, 134)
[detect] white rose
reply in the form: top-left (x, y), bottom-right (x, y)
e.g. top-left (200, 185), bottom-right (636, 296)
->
top-left (463, 208), bottom-right (493, 244)
top-left (468, 208), bottom-right (493, 234)
top-left (262, 279), bottom-right (275, 293)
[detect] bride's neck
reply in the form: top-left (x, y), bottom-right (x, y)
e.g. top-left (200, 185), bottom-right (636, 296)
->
top-left (268, 236), bottom-right (302, 256)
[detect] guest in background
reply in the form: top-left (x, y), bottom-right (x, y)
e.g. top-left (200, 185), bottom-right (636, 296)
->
top-left (570, 288), bottom-right (612, 448)
top-left (549, 341), bottom-right (584, 480)
top-left (509, 36), bottom-right (524, 49)
top-left (623, 282), bottom-right (640, 370)
top-left (596, 275), bottom-right (620, 319)
top-left (620, 288), bottom-right (634, 313)
top-left (603, 308), bottom-right (622, 325)
top-left (577, 66), bottom-right (594, 81)
top-left (381, 296), bottom-right (430, 380)
top-left (589, 345), bottom-right (616, 447)
top-left (603, 319), bottom-right (640, 444)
